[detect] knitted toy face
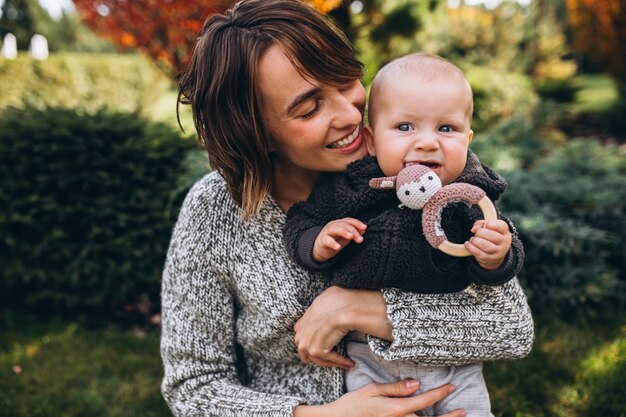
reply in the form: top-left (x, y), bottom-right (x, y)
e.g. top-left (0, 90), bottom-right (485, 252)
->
top-left (369, 163), bottom-right (497, 257)
top-left (395, 164), bottom-right (443, 210)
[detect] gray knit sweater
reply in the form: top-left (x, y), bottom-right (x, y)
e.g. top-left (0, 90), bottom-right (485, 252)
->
top-left (160, 172), bottom-right (534, 417)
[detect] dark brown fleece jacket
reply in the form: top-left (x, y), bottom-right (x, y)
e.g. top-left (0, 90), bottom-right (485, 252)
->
top-left (282, 150), bottom-right (524, 293)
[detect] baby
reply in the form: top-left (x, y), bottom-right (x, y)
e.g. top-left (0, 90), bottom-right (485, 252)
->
top-left (283, 53), bottom-right (525, 417)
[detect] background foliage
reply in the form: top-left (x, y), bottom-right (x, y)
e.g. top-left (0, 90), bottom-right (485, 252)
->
top-left (0, 107), bottom-right (196, 316)
top-left (499, 140), bottom-right (626, 310)
top-left (0, 53), bottom-right (171, 113)
top-left (71, 0), bottom-right (229, 75)
top-left (0, 0), bottom-right (115, 52)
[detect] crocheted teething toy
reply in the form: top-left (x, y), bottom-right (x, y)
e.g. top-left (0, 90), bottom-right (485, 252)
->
top-left (369, 164), bottom-right (497, 257)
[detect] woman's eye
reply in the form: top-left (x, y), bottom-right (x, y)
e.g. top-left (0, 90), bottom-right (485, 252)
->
top-left (300, 101), bottom-right (321, 119)
top-left (439, 125), bottom-right (454, 133)
top-left (397, 123), bottom-right (413, 132)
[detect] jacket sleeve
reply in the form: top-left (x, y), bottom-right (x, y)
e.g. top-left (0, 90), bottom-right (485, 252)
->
top-left (371, 278), bottom-right (534, 365)
top-left (160, 178), bottom-right (304, 417)
top-left (282, 178), bottom-right (342, 271)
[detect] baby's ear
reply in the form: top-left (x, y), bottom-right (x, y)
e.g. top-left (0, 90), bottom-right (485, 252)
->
top-left (369, 176), bottom-right (397, 189)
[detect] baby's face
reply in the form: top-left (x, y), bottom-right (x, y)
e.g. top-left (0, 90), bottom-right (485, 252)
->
top-left (365, 74), bottom-right (473, 185)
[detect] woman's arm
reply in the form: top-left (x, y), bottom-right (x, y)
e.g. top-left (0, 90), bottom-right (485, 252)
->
top-left (161, 179), bottom-right (304, 417)
top-left (295, 280), bottom-right (533, 367)
top-left (371, 279), bottom-right (534, 365)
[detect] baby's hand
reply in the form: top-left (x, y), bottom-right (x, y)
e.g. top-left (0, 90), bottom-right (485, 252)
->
top-left (464, 219), bottom-right (512, 270)
top-left (313, 218), bottom-right (367, 263)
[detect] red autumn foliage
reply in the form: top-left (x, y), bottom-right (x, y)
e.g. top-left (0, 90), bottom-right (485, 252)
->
top-left (72, 0), bottom-right (233, 76)
top-left (72, 1), bottom-right (341, 76)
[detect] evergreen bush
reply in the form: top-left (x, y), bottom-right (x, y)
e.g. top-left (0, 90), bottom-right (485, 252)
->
top-left (0, 106), bottom-right (198, 315)
top-left (499, 140), bottom-right (626, 310)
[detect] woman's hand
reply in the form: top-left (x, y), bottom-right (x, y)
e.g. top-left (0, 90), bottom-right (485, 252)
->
top-left (294, 380), bottom-right (466, 417)
top-left (294, 286), bottom-right (393, 369)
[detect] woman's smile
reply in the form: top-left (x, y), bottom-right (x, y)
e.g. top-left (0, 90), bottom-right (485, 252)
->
top-left (327, 125), bottom-right (364, 153)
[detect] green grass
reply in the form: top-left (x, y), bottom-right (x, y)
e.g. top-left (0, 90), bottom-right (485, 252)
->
top-left (486, 309), bottom-right (626, 417)
top-left (0, 313), bottom-right (170, 417)
top-left (1, 310), bottom-right (624, 417)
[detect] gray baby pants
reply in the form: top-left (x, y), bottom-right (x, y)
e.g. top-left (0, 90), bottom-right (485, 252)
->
top-left (345, 332), bottom-right (494, 417)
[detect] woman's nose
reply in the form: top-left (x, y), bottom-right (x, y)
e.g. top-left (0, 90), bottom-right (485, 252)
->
top-left (332, 82), bottom-right (365, 127)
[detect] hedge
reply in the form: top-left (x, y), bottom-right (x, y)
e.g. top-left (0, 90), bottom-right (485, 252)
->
top-left (499, 140), bottom-right (626, 310)
top-left (0, 53), bottom-right (172, 114)
top-left (0, 106), bottom-right (198, 316)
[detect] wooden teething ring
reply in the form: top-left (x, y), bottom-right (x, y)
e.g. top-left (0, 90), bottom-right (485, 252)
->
top-left (421, 183), bottom-right (498, 257)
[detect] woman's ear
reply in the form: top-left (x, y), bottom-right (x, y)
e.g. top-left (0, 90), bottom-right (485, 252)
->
top-left (364, 125), bottom-right (376, 156)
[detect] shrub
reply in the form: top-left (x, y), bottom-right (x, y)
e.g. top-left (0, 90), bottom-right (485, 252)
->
top-left (471, 100), bottom-right (567, 171)
top-left (536, 77), bottom-right (578, 103)
top-left (464, 65), bottom-right (539, 133)
top-left (499, 140), bottom-right (626, 310)
top-left (0, 106), bottom-right (198, 316)
top-left (0, 53), bottom-right (172, 114)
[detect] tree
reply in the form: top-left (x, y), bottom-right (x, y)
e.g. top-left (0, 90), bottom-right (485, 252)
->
top-left (0, 0), bottom-right (56, 50)
top-left (566, 0), bottom-right (626, 81)
top-left (72, 0), bottom-right (232, 76)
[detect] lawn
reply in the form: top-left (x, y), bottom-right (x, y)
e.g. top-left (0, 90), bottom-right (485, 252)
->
top-left (1, 309), bottom-right (624, 417)
top-left (486, 309), bottom-right (626, 417)
top-left (0, 313), bottom-right (170, 417)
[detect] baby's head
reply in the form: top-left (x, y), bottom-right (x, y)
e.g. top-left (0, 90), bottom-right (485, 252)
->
top-left (365, 53), bottom-right (474, 185)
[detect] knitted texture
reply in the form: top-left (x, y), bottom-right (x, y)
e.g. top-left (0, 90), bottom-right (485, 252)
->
top-left (283, 153), bottom-right (525, 293)
top-left (422, 183), bottom-right (486, 248)
top-left (369, 163), bottom-right (442, 210)
top-left (161, 171), bottom-right (534, 416)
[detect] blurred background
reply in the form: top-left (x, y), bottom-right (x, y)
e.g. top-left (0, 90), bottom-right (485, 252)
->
top-left (0, 0), bottom-right (624, 416)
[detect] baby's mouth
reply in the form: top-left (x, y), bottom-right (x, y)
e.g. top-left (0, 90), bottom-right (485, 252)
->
top-left (405, 161), bottom-right (441, 169)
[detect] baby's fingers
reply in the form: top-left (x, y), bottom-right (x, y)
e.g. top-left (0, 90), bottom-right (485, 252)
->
top-left (319, 234), bottom-right (344, 251)
top-left (342, 217), bottom-right (368, 232)
top-left (470, 220), bottom-right (486, 234)
top-left (327, 222), bottom-right (364, 244)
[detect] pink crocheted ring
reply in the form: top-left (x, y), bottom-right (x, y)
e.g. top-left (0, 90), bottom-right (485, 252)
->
top-left (422, 183), bottom-right (497, 257)
top-left (369, 163), bottom-right (498, 257)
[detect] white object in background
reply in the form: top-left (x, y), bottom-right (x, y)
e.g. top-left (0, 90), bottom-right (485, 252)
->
top-left (29, 34), bottom-right (49, 60)
top-left (1, 33), bottom-right (18, 59)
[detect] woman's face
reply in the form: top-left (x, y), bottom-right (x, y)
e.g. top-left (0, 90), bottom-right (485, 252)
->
top-left (258, 46), bottom-right (367, 175)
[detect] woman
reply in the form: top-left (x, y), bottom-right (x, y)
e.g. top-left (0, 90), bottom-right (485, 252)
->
top-left (160, 1), bottom-right (534, 416)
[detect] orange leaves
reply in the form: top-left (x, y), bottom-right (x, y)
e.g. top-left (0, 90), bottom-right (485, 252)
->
top-left (566, 0), bottom-right (626, 80)
top-left (306, 0), bottom-right (342, 14)
top-left (73, 0), bottom-right (232, 75)
top-left (120, 32), bottom-right (136, 47)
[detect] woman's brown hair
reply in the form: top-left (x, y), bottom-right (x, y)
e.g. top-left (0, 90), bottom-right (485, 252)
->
top-left (178, 0), bottom-right (363, 219)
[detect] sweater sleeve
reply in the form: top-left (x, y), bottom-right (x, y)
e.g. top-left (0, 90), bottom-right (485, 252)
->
top-left (371, 278), bottom-right (534, 365)
top-left (160, 177), bottom-right (304, 417)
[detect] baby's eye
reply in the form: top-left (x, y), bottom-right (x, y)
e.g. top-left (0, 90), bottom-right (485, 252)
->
top-left (397, 123), bottom-right (413, 132)
top-left (439, 125), bottom-right (454, 133)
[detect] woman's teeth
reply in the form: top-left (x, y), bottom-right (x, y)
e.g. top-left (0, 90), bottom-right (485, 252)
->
top-left (328, 126), bottom-right (359, 148)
